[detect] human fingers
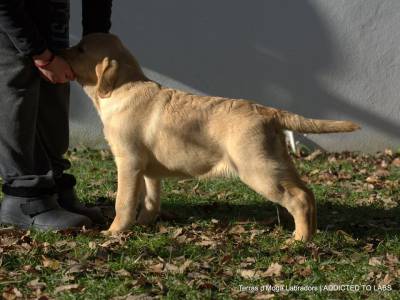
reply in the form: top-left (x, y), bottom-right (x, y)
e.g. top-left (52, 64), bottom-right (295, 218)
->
top-left (38, 68), bottom-right (57, 83)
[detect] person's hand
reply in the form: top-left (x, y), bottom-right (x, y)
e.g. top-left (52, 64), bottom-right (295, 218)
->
top-left (33, 49), bottom-right (75, 83)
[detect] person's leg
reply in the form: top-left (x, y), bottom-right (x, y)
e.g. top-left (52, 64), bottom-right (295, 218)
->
top-left (37, 79), bottom-right (105, 224)
top-left (37, 80), bottom-right (71, 179)
top-left (37, 0), bottom-right (72, 181)
top-left (0, 30), bottom-right (55, 195)
top-left (36, 1), bottom-right (105, 224)
top-left (0, 31), bottom-right (91, 229)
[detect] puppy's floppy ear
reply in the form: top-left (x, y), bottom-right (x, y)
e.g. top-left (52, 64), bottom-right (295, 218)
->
top-left (96, 57), bottom-right (119, 99)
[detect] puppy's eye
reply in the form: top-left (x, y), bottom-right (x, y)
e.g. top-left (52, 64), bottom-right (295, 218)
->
top-left (78, 45), bottom-right (85, 53)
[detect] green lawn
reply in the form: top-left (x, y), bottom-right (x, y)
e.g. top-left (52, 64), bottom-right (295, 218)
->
top-left (1, 148), bottom-right (399, 299)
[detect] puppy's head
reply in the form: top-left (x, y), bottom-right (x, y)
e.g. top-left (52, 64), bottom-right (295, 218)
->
top-left (61, 33), bottom-right (143, 98)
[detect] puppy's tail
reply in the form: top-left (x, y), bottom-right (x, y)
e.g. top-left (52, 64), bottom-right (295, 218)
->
top-left (255, 106), bottom-right (360, 134)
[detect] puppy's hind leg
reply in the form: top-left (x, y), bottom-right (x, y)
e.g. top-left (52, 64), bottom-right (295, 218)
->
top-left (238, 161), bottom-right (316, 241)
top-left (136, 177), bottom-right (161, 224)
top-left (281, 181), bottom-right (316, 241)
top-left (242, 172), bottom-right (316, 241)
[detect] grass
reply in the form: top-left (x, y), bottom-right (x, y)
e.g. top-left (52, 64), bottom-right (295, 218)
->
top-left (0, 148), bottom-right (399, 299)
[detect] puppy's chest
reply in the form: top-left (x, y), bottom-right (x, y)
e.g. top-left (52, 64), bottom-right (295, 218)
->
top-left (99, 100), bottom-right (128, 121)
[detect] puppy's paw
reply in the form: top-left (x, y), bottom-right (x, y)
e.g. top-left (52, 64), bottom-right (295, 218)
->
top-left (281, 232), bottom-right (301, 246)
top-left (284, 237), bottom-right (296, 246)
top-left (292, 230), bottom-right (312, 242)
top-left (101, 229), bottom-right (113, 236)
top-left (136, 213), bottom-right (158, 225)
top-left (101, 229), bottom-right (122, 237)
top-left (136, 210), bottom-right (159, 225)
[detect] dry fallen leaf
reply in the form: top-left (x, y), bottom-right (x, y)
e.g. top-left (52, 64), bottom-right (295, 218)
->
top-left (363, 243), bottom-right (375, 253)
top-left (373, 168), bottom-right (390, 178)
top-left (366, 176), bottom-right (379, 184)
top-left (260, 262), bottom-right (283, 277)
top-left (295, 256), bottom-right (307, 264)
top-left (165, 263), bottom-right (179, 274)
top-left (54, 284), bottom-right (80, 294)
top-left (100, 239), bottom-right (119, 248)
top-left (158, 225), bottom-right (168, 234)
top-left (178, 259), bottom-right (192, 274)
top-left (172, 228), bottom-right (183, 238)
top-left (187, 272), bottom-right (210, 280)
top-left (66, 263), bottom-right (85, 274)
top-left (384, 149), bottom-right (393, 156)
top-left (304, 149), bottom-right (323, 161)
top-left (381, 197), bottom-right (398, 209)
top-left (114, 269), bottom-right (131, 277)
top-left (229, 225), bottom-right (246, 235)
top-left (369, 256), bottom-right (383, 266)
top-left (255, 294), bottom-right (275, 300)
top-left (365, 271), bottom-right (375, 281)
top-left (319, 265), bottom-right (336, 272)
top-left (88, 241), bottom-right (97, 249)
top-left (27, 278), bottom-right (47, 290)
top-left (175, 234), bottom-right (187, 244)
top-left (240, 257), bottom-right (256, 268)
top-left (195, 236), bottom-right (218, 248)
top-left (379, 273), bottom-right (394, 286)
top-left (386, 253), bottom-right (399, 266)
top-left (297, 265), bottom-right (312, 277)
top-left (238, 269), bottom-right (258, 279)
top-left (54, 240), bottom-right (67, 248)
top-left (221, 255), bottom-right (232, 265)
top-left (125, 294), bottom-right (154, 300)
top-left (149, 263), bottom-right (164, 273)
top-left (42, 256), bottom-right (60, 270)
top-left (391, 157), bottom-right (400, 167)
top-left (12, 288), bottom-right (23, 298)
top-left (2, 287), bottom-right (23, 300)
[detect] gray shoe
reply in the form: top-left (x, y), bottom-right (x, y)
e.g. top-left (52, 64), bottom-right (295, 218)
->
top-left (0, 193), bottom-right (92, 230)
top-left (56, 173), bottom-right (106, 225)
top-left (58, 188), bottom-right (106, 225)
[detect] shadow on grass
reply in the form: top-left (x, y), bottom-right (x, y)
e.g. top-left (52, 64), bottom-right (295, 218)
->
top-left (159, 201), bottom-right (400, 239)
top-left (95, 189), bottom-right (399, 240)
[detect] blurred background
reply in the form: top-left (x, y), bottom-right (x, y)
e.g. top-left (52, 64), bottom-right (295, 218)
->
top-left (69, 0), bottom-right (400, 152)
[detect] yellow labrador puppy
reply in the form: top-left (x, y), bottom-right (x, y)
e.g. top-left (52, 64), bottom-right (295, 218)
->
top-left (61, 33), bottom-right (359, 241)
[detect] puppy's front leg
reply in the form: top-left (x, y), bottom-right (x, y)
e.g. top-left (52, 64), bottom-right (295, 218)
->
top-left (107, 157), bottom-right (143, 233)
